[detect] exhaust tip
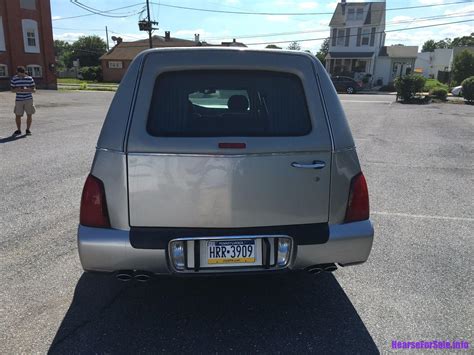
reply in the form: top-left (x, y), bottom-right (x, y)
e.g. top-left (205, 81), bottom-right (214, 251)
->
top-left (323, 264), bottom-right (338, 272)
top-left (305, 266), bottom-right (323, 274)
top-left (134, 272), bottom-right (152, 282)
top-left (115, 271), bottom-right (133, 282)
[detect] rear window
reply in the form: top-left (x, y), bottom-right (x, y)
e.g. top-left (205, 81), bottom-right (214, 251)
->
top-left (147, 70), bottom-right (312, 137)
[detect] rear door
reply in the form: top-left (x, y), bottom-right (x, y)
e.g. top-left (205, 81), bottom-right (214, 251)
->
top-left (127, 60), bottom-right (332, 228)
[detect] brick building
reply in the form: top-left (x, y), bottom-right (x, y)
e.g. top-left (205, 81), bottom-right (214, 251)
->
top-left (0, 0), bottom-right (56, 90)
top-left (100, 32), bottom-right (246, 82)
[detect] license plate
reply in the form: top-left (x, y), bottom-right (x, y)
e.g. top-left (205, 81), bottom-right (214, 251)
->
top-left (207, 239), bottom-right (256, 264)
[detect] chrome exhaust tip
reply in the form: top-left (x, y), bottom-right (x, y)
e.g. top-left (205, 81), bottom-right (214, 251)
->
top-left (115, 271), bottom-right (133, 282)
top-left (134, 272), bottom-right (152, 282)
top-left (322, 263), bottom-right (338, 272)
top-left (306, 266), bottom-right (323, 274)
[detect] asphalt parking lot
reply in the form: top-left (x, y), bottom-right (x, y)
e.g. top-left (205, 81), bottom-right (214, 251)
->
top-left (0, 91), bottom-right (472, 353)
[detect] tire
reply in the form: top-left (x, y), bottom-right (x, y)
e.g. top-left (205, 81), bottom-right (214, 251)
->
top-left (346, 86), bottom-right (354, 94)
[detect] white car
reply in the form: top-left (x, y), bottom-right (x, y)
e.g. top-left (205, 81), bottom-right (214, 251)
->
top-left (451, 85), bottom-right (463, 97)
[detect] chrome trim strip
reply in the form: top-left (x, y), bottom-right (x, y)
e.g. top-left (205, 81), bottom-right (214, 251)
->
top-left (127, 151), bottom-right (329, 158)
top-left (314, 70), bottom-right (335, 152)
top-left (96, 147), bottom-right (125, 154)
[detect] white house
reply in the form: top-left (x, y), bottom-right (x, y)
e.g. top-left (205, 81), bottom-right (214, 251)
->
top-left (326, 0), bottom-right (418, 86)
top-left (326, 0), bottom-right (386, 81)
top-left (415, 47), bottom-right (474, 79)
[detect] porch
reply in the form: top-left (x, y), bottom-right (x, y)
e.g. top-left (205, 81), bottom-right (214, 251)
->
top-left (325, 52), bottom-right (374, 79)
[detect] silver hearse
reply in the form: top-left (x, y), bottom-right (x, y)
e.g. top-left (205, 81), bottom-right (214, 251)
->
top-left (78, 48), bottom-right (374, 279)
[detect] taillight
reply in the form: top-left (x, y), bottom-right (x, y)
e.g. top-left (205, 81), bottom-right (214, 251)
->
top-left (344, 172), bottom-right (369, 223)
top-left (80, 174), bottom-right (110, 228)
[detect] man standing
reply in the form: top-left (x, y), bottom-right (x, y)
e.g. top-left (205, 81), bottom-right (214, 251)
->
top-left (10, 66), bottom-right (36, 136)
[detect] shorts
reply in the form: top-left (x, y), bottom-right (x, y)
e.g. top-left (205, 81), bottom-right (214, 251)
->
top-left (14, 99), bottom-right (36, 116)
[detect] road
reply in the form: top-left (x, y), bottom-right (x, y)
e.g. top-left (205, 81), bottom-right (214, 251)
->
top-left (1, 91), bottom-right (472, 353)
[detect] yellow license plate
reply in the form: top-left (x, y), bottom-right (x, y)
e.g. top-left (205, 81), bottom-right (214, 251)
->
top-left (207, 239), bottom-right (256, 264)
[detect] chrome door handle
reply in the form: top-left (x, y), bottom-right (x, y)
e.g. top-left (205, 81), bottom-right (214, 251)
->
top-left (291, 160), bottom-right (326, 169)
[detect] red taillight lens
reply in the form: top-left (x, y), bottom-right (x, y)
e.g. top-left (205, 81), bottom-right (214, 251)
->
top-left (80, 174), bottom-right (110, 228)
top-left (344, 172), bottom-right (369, 223)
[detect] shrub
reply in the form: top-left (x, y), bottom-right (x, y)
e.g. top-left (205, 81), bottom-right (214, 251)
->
top-left (423, 79), bottom-right (448, 92)
top-left (78, 66), bottom-right (102, 81)
top-left (462, 76), bottom-right (474, 103)
top-left (394, 75), bottom-right (426, 101)
top-left (429, 88), bottom-right (447, 100)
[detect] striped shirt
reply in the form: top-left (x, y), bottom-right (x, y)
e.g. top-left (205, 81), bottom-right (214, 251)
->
top-left (10, 75), bottom-right (35, 101)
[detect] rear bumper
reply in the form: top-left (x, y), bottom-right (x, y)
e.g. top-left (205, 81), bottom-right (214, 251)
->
top-left (77, 220), bottom-right (374, 274)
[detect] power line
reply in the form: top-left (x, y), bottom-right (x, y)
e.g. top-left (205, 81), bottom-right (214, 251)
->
top-left (151, 0), bottom-right (471, 16)
top-left (206, 11), bottom-right (474, 40)
top-left (244, 19), bottom-right (474, 46)
top-left (53, 2), bottom-right (144, 21)
top-left (70, 0), bottom-right (145, 18)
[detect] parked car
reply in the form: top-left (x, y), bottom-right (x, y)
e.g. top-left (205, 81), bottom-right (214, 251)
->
top-left (78, 48), bottom-right (374, 279)
top-left (451, 85), bottom-right (463, 97)
top-left (331, 76), bottom-right (362, 94)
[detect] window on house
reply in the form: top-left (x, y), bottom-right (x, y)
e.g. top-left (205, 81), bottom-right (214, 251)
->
top-left (356, 8), bottom-right (364, 20)
top-left (347, 8), bottom-right (355, 20)
top-left (0, 64), bottom-right (7, 77)
top-left (26, 65), bottom-right (42, 77)
top-left (22, 19), bottom-right (40, 53)
top-left (354, 60), bottom-right (367, 72)
top-left (108, 61), bottom-right (123, 69)
top-left (27, 31), bottom-right (36, 46)
top-left (20, 0), bottom-right (36, 10)
top-left (361, 28), bottom-right (370, 46)
top-left (336, 29), bottom-right (345, 46)
top-left (0, 16), bottom-right (5, 51)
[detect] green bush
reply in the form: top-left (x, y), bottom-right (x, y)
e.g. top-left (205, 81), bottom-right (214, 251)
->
top-left (429, 88), bottom-right (447, 100)
top-left (423, 79), bottom-right (448, 92)
top-left (79, 66), bottom-right (102, 81)
top-left (394, 75), bottom-right (426, 101)
top-left (461, 76), bottom-right (474, 103)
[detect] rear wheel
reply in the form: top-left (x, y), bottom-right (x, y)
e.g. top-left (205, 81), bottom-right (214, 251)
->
top-left (346, 86), bottom-right (354, 94)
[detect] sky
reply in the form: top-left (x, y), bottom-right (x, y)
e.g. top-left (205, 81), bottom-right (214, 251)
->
top-left (51, 0), bottom-right (474, 52)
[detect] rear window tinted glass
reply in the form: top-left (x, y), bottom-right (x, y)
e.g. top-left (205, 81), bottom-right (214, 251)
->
top-left (147, 70), bottom-right (312, 137)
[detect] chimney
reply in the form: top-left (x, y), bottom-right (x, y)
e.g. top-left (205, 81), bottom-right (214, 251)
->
top-left (165, 31), bottom-right (171, 42)
top-left (194, 33), bottom-right (200, 44)
top-left (341, 0), bottom-right (346, 15)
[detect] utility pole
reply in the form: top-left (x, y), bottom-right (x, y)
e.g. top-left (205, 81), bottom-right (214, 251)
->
top-left (146, 0), bottom-right (152, 49)
top-left (138, 0), bottom-right (159, 48)
top-left (105, 26), bottom-right (109, 51)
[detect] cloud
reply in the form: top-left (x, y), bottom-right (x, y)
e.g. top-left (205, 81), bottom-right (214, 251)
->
top-left (224, 0), bottom-right (240, 4)
top-left (418, 0), bottom-right (444, 4)
top-left (444, 4), bottom-right (474, 15)
top-left (298, 2), bottom-right (318, 9)
top-left (53, 32), bottom-right (88, 43)
top-left (51, 15), bottom-right (62, 20)
top-left (274, 0), bottom-right (294, 7)
top-left (265, 15), bottom-right (290, 22)
top-left (390, 16), bottom-right (414, 24)
top-left (326, 1), bottom-right (338, 10)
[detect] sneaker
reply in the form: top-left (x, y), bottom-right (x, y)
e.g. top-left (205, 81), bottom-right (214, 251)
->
top-left (26, 130), bottom-right (32, 136)
top-left (13, 130), bottom-right (21, 136)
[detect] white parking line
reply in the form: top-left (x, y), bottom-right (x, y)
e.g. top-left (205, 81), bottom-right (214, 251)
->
top-left (372, 211), bottom-right (474, 222)
top-left (340, 100), bottom-right (393, 103)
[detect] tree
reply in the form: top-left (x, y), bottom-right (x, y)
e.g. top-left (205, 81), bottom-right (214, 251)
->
top-left (54, 40), bottom-right (73, 69)
top-left (422, 40), bottom-right (436, 52)
top-left (265, 44), bottom-right (282, 49)
top-left (452, 49), bottom-right (474, 85)
top-left (435, 38), bottom-right (451, 49)
top-left (287, 41), bottom-right (301, 51)
top-left (451, 34), bottom-right (474, 47)
top-left (70, 35), bottom-right (107, 67)
top-left (315, 38), bottom-right (329, 65)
